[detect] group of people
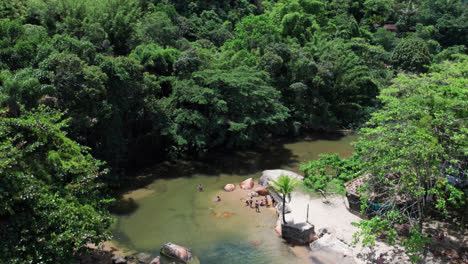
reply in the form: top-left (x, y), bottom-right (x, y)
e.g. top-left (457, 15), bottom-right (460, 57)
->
top-left (198, 183), bottom-right (276, 212)
top-left (245, 195), bottom-right (275, 213)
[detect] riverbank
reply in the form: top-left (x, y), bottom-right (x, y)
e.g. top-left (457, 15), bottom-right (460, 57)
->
top-left (280, 189), bottom-right (467, 264)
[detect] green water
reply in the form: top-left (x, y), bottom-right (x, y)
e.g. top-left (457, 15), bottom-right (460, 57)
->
top-left (112, 134), bottom-right (357, 264)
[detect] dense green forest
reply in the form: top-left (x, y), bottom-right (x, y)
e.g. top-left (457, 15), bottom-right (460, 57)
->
top-left (1, 0), bottom-right (466, 263)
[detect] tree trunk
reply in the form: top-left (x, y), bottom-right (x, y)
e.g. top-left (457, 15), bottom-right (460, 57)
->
top-left (282, 193), bottom-right (287, 224)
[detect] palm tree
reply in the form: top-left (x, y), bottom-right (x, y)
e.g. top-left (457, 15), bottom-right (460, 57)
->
top-left (269, 174), bottom-right (300, 224)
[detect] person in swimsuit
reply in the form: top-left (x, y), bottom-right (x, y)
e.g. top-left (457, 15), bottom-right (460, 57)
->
top-left (216, 195), bottom-right (221, 202)
top-left (198, 184), bottom-right (203, 192)
top-left (255, 200), bottom-right (260, 212)
top-left (260, 200), bottom-right (264, 206)
top-left (249, 197), bottom-right (253, 208)
top-left (245, 199), bottom-right (250, 206)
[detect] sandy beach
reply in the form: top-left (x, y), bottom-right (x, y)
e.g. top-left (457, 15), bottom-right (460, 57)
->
top-left (282, 189), bottom-right (457, 264)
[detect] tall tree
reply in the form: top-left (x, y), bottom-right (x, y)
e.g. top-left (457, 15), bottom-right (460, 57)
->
top-left (352, 56), bottom-right (467, 262)
top-left (270, 174), bottom-right (300, 224)
top-left (0, 106), bottom-right (112, 263)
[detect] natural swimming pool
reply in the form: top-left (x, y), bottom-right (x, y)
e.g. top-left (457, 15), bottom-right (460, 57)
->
top-left (111, 133), bottom-right (356, 263)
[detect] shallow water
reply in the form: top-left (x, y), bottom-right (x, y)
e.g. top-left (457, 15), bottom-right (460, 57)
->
top-left (111, 134), bottom-right (357, 263)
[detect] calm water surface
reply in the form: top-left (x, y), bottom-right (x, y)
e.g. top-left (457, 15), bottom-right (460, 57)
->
top-left (111, 134), bottom-right (357, 264)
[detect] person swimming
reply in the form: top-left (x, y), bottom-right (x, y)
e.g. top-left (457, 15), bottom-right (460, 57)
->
top-left (216, 195), bottom-right (221, 202)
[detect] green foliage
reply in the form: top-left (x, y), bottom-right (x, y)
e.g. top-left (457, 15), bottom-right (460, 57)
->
top-left (131, 11), bottom-right (179, 48)
top-left (39, 52), bottom-right (108, 140)
top-left (301, 153), bottom-right (363, 194)
top-left (352, 56), bottom-right (467, 261)
top-left (130, 43), bottom-right (182, 75)
top-left (392, 37), bottom-right (431, 73)
top-left (373, 27), bottom-right (398, 51)
top-left (164, 66), bottom-right (289, 155)
top-left (1, 1), bottom-right (467, 261)
top-left (269, 174), bottom-right (300, 224)
top-left (0, 106), bottom-right (112, 263)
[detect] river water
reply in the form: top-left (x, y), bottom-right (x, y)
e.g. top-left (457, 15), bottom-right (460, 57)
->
top-left (111, 133), bottom-right (357, 263)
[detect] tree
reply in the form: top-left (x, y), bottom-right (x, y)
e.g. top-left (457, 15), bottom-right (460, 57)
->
top-left (392, 37), bottom-right (431, 73)
top-left (130, 43), bottom-right (181, 75)
top-left (0, 106), bottom-right (112, 263)
top-left (0, 68), bottom-right (52, 117)
top-left (39, 52), bottom-right (108, 143)
top-left (301, 153), bottom-right (363, 194)
top-left (352, 56), bottom-right (467, 262)
top-left (270, 174), bottom-right (300, 224)
top-left (131, 11), bottom-right (179, 48)
top-left (165, 66), bottom-right (289, 155)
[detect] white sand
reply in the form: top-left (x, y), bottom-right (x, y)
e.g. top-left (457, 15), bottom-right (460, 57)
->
top-left (283, 191), bottom-right (416, 264)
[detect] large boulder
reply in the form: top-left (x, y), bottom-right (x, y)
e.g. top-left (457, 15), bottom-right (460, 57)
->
top-left (258, 170), bottom-right (303, 187)
top-left (254, 187), bottom-right (269, 196)
top-left (240, 178), bottom-right (254, 190)
top-left (223, 184), bottom-right (236, 192)
top-left (160, 243), bottom-right (198, 264)
top-left (310, 233), bottom-right (353, 256)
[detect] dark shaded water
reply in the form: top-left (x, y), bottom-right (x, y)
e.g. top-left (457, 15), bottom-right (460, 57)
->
top-left (111, 134), bottom-right (356, 263)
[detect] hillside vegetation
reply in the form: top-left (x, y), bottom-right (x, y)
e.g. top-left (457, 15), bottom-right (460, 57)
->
top-left (0, 0), bottom-right (466, 263)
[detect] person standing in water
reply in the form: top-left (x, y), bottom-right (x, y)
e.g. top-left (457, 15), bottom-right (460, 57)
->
top-left (198, 184), bottom-right (203, 192)
top-left (255, 200), bottom-right (260, 212)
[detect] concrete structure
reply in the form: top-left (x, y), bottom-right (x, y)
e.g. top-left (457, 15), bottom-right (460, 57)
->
top-left (281, 222), bottom-right (316, 245)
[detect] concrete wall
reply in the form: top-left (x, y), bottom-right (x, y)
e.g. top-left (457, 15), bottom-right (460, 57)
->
top-left (281, 223), bottom-right (315, 245)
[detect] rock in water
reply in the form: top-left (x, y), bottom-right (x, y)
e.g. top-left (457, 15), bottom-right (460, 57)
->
top-left (249, 191), bottom-right (259, 197)
top-left (136, 252), bottom-right (152, 264)
top-left (160, 242), bottom-right (198, 264)
top-left (254, 187), bottom-right (269, 196)
top-left (149, 256), bottom-right (161, 264)
top-left (112, 254), bottom-right (126, 264)
top-left (224, 184), bottom-right (236, 192)
top-left (240, 178), bottom-right (254, 190)
top-left (258, 170), bottom-right (304, 187)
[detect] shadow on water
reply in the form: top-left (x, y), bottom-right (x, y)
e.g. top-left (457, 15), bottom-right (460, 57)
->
top-left (116, 131), bottom-right (352, 197)
top-left (111, 220), bottom-right (137, 249)
top-left (109, 198), bottom-right (139, 215)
